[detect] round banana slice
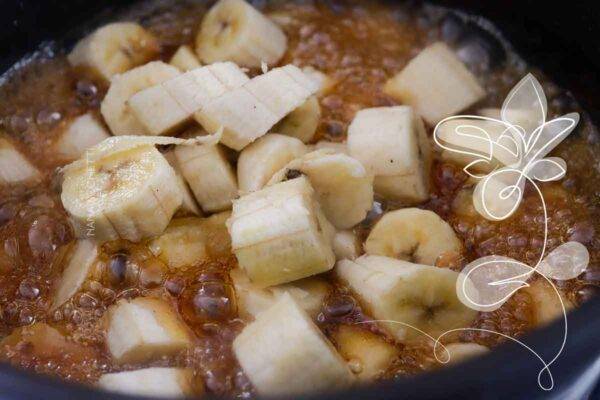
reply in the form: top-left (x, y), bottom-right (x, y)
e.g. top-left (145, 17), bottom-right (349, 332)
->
top-left (61, 141), bottom-right (183, 243)
top-left (68, 22), bottom-right (160, 81)
top-left (268, 150), bottom-right (374, 229)
top-left (365, 208), bottom-right (462, 265)
top-left (101, 61), bottom-right (180, 136)
top-left (195, 0), bottom-right (287, 68)
top-left (237, 133), bottom-right (307, 193)
top-left (274, 96), bottom-right (321, 143)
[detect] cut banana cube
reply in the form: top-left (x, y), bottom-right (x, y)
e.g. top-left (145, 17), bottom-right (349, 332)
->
top-left (101, 61), bottom-right (181, 136)
top-left (51, 240), bottom-right (98, 310)
top-left (365, 208), bottom-right (462, 265)
top-left (336, 255), bottom-right (477, 343)
top-left (129, 62), bottom-right (249, 136)
top-left (68, 22), bottom-right (160, 81)
top-left (227, 177), bottom-right (335, 287)
top-left (233, 294), bottom-right (354, 396)
top-left (196, 0), bottom-right (287, 68)
top-left (523, 279), bottom-right (573, 326)
top-left (302, 66), bottom-right (337, 96)
top-left (106, 297), bottom-right (192, 364)
top-left (442, 343), bottom-right (488, 365)
top-left (274, 96), bottom-right (321, 143)
top-left (149, 218), bottom-right (208, 269)
top-left (333, 230), bottom-right (361, 261)
top-left (237, 133), bottom-right (307, 193)
top-left (0, 137), bottom-right (40, 185)
top-left (348, 106), bottom-right (431, 204)
top-left (55, 114), bottom-right (111, 161)
top-left (268, 150), bottom-right (374, 229)
top-left (169, 45), bottom-right (202, 71)
top-left (194, 64), bottom-right (318, 151)
top-left (332, 325), bottom-right (399, 380)
top-left (98, 368), bottom-right (197, 398)
top-left (163, 150), bottom-right (202, 216)
top-left (175, 142), bottom-right (238, 212)
top-left (383, 42), bottom-right (486, 125)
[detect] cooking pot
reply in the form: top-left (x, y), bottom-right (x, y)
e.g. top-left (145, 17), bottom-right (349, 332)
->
top-left (0, 1), bottom-right (599, 399)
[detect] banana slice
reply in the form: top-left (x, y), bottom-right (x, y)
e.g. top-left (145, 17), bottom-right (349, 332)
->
top-left (274, 96), bottom-right (321, 143)
top-left (302, 66), bottom-right (337, 96)
top-left (61, 140), bottom-right (183, 243)
top-left (523, 279), bottom-right (574, 326)
top-left (332, 325), bottom-right (399, 380)
top-left (195, 0), bottom-right (287, 68)
top-left (148, 217), bottom-right (208, 269)
top-left (106, 297), bottom-right (193, 364)
top-left (441, 343), bottom-right (488, 365)
top-left (383, 42), bottom-right (485, 126)
top-left (268, 150), bottom-right (373, 230)
top-left (98, 368), bottom-right (198, 398)
top-left (101, 61), bottom-right (180, 136)
top-left (162, 150), bottom-right (202, 216)
top-left (194, 64), bottom-right (318, 151)
top-left (68, 22), bottom-right (160, 81)
top-left (365, 208), bottom-right (462, 265)
top-left (336, 255), bottom-right (477, 343)
top-left (51, 240), bottom-right (99, 310)
top-left (0, 137), bottom-right (41, 185)
top-left (169, 45), bottom-right (201, 71)
top-left (313, 140), bottom-right (348, 155)
top-left (237, 133), bottom-right (307, 193)
top-left (55, 114), bottom-right (111, 161)
top-left (333, 230), bottom-right (361, 261)
top-left (227, 177), bottom-right (335, 287)
top-left (348, 106), bottom-right (431, 204)
top-left (233, 294), bottom-right (354, 396)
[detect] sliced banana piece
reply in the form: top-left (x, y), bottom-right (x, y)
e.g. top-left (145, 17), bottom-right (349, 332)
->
top-left (336, 255), bottom-right (477, 343)
top-left (98, 368), bottom-right (198, 398)
top-left (441, 343), bottom-right (488, 365)
top-left (233, 294), bottom-right (354, 396)
top-left (302, 66), bottom-right (337, 96)
top-left (274, 96), bottom-right (321, 143)
top-left (51, 240), bottom-right (98, 310)
top-left (162, 150), bottom-right (202, 216)
top-left (68, 22), bottom-right (160, 81)
top-left (523, 279), bottom-right (574, 326)
top-left (196, 0), bottom-right (287, 68)
top-left (55, 113), bottom-right (111, 161)
top-left (194, 64), bottom-right (318, 151)
top-left (101, 61), bottom-right (181, 136)
top-left (332, 324), bottom-right (399, 380)
top-left (169, 45), bottom-right (201, 71)
top-left (0, 137), bottom-right (41, 185)
top-left (268, 150), bottom-right (373, 230)
top-left (348, 106), bottom-right (431, 204)
top-left (227, 177), bottom-right (335, 287)
top-left (106, 297), bottom-right (192, 364)
top-left (333, 230), bottom-right (361, 261)
top-left (61, 141), bottom-right (182, 243)
top-left (237, 133), bottom-right (307, 193)
top-left (383, 42), bottom-right (485, 126)
top-left (313, 140), bottom-right (348, 155)
top-left (365, 208), bottom-right (462, 265)
top-left (148, 217), bottom-right (208, 269)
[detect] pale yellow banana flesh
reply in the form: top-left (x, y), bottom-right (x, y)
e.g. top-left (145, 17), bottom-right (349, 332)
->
top-left (98, 368), bottom-right (197, 398)
top-left (0, 137), bottom-right (41, 185)
top-left (51, 240), bottom-right (98, 310)
top-left (169, 45), bottom-right (202, 71)
top-left (274, 95), bottom-right (321, 143)
top-left (523, 279), bottom-right (574, 326)
top-left (333, 230), bottom-right (361, 260)
top-left (162, 150), bottom-right (202, 216)
top-left (55, 114), bottom-right (111, 161)
top-left (148, 217), bottom-right (208, 269)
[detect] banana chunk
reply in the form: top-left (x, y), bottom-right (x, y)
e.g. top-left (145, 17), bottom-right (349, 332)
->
top-left (162, 150), bottom-right (202, 216)
top-left (365, 208), bottom-right (462, 265)
top-left (0, 137), bottom-right (40, 185)
top-left (302, 66), bottom-right (337, 96)
top-left (237, 133), bottom-right (307, 193)
top-left (68, 22), bottom-right (160, 81)
top-left (106, 297), bottom-right (192, 364)
top-left (98, 368), bottom-right (198, 398)
top-left (149, 218), bottom-right (208, 269)
top-left (268, 150), bottom-right (374, 229)
top-left (313, 140), bottom-right (348, 155)
top-left (129, 62), bottom-right (249, 136)
top-left (332, 325), bottom-right (399, 380)
top-left (101, 61), bottom-right (181, 136)
top-left (333, 230), bottom-right (361, 261)
top-left (383, 42), bottom-right (485, 125)
top-left (233, 294), bottom-right (354, 396)
top-left (442, 343), bottom-right (488, 365)
top-left (523, 279), bottom-right (574, 326)
top-left (227, 177), bottom-right (335, 287)
top-left (274, 96), bottom-right (321, 143)
top-left (194, 64), bottom-right (318, 151)
top-left (336, 255), bottom-right (477, 343)
top-left (61, 142), bottom-right (182, 242)
top-left (196, 0), bottom-right (287, 68)
top-left (51, 240), bottom-right (99, 310)
top-left (55, 114), bottom-right (111, 161)
top-left (169, 45), bottom-right (202, 71)
top-left (175, 142), bottom-right (238, 212)
top-left (348, 106), bottom-right (431, 204)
